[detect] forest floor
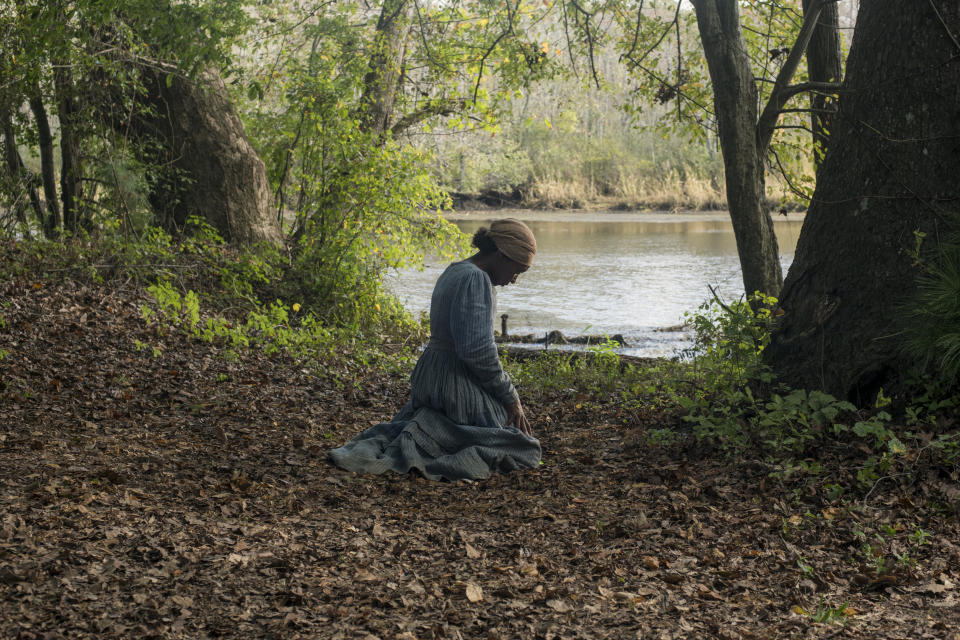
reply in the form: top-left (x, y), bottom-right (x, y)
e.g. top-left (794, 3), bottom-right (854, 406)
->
top-left (2, 273), bottom-right (960, 639)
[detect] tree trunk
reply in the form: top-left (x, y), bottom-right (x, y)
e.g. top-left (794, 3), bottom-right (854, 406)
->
top-left (54, 65), bottom-right (85, 233)
top-left (27, 92), bottom-right (60, 238)
top-left (802, 0), bottom-right (842, 169)
top-left (1, 112), bottom-right (44, 232)
top-left (360, 0), bottom-right (411, 137)
top-left (691, 0), bottom-right (783, 297)
top-left (2, 107), bottom-right (33, 234)
top-left (134, 69), bottom-right (282, 246)
top-left (770, 0), bottom-right (960, 402)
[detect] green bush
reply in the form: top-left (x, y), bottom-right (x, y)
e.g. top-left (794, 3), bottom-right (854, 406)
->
top-left (903, 237), bottom-right (960, 382)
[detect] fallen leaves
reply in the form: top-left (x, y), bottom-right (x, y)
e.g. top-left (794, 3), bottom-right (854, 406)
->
top-left (465, 582), bottom-right (483, 603)
top-left (1, 259), bottom-right (959, 639)
top-left (545, 597), bottom-right (571, 612)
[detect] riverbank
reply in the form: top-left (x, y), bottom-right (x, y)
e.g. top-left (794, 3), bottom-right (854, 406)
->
top-left (445, 208), bottom-right (806, 223)
top-left (1, 247), bottom-right (958, 639)
top-left (449, 190), bottom-right (808, 215)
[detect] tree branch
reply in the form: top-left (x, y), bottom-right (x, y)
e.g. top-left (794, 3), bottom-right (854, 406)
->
top-left (777, 80), bottom-right (843, 102)
top-left (568, 0), bottom-right (601, 88)
top-left (619, 0), bottom-right (678, 72)
top-left (769, 144), bottom-right (812, 202)
top-left (389, 98), bottom-right (467, 136)
top-left (755, 0), bottom-right (829, 153)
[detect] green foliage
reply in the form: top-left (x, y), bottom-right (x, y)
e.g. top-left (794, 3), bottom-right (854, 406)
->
top-left (673, 293), bottom-right (776, 450)
top-left (614, 0), bottom-right (817, 200)
top-left (125, 223), bottom-right (435, 374)
top-left (902, 235), bottom-right (960, 382)
top-left (503, 345), bottom-right (677, 409)
top-left (809, 600), bottom-right (852, 625)
top-left (668, 293), bottom-right (918, 478)
top-left (1, 0), bottom-right (254, 235)
top-left (235, 7), bottom-right (475, 348)
top-left (1, 220), bottom-right (433, 378)
top-left (759, 390), bottom-right (857, 452)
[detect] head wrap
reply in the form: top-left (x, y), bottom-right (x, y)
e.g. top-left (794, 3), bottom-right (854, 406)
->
top-left (487, 218), bottom-right (537, 268)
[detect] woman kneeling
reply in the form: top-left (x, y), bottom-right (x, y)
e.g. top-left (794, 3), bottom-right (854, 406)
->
top-left (329, 218), bottom-right (541, 481)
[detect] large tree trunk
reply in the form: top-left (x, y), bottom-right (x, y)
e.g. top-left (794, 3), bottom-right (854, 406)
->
top-left (770, 0), bottom-right (960, 402)
top-left (134, 69), bottom-right (282, 246)
top-left (802, 0), bottom-right (842, 170)
top-left (691, 0), bottom-right (783, 297)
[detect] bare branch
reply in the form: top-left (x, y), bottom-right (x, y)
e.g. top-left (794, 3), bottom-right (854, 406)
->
top-left (769, 144), bottom-right (812, 202)
top-left (619, 1), bottom-right (680, 71)
top-left (756, 0), bottom-right (831, 152)
top-left (675, 5), bottom-right (682, 120)
top-left (778, 80), bottom-right (843, 101)
top-left (568, 0), bottom-right (601, 88)
top-left (623, 57), bottom-right (715, 121)
top-left (620, 0), bottom-right (645, 62)
top-left (774, 124), bottom-right (816, 134)
top-left (779, 106), bottom-right (837, 115)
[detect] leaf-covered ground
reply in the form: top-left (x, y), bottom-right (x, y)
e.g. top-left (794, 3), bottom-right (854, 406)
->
top-left (2, 273), bottom-right (960, 639)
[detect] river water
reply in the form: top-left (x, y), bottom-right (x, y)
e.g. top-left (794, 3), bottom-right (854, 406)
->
top-left (387, 210), bottom-right (804, 357)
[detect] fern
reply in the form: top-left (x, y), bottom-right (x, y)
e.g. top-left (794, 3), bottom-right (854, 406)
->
top-left (904, 239), bottom-right (960, 379)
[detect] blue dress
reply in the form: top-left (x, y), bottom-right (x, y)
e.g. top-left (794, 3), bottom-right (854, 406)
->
top-left (329, 260), bottom-right (541, 480)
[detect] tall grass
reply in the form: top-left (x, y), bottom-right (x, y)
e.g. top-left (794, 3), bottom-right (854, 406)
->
top-left (423, 115), bottom-right (806, 212)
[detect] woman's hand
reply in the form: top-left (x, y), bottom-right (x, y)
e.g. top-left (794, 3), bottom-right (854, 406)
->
top-left (506, 399), bottom-right (533, 437)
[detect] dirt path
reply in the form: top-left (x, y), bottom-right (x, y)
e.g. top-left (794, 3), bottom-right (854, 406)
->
top-left (1, 276), bottom-right (958, 639)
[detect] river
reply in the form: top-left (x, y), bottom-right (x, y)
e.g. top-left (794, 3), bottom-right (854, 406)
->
top-left (386, 210), bottom-right (804, 358)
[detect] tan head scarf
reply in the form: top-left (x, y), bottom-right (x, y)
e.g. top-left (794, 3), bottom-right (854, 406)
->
top-left (487, 218), bottom-right (537, 268)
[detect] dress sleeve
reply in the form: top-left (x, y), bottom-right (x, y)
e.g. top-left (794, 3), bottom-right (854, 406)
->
top-left (449, 268), bottom-right (518, 406)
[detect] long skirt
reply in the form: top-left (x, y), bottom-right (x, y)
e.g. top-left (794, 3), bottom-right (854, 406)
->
top-left (328, 349), bottom-right (541, 481)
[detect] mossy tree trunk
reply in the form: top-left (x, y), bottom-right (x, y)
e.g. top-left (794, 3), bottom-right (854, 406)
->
top-left (133, 69), bottom-right (282, 246)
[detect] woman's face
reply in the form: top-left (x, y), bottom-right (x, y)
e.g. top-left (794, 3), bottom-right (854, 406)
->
top-left (491, 252), bottom-right (529, 286)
